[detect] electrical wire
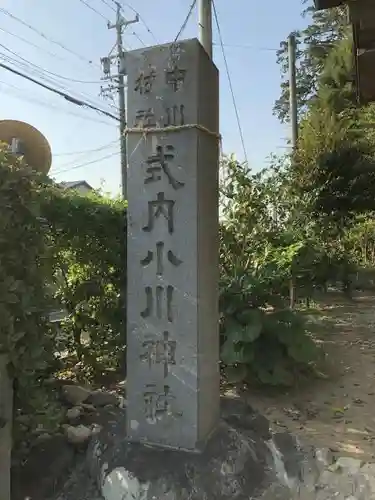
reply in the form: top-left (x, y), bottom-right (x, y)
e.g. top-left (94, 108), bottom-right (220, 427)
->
top-left (0, 49), bottom-right (118, 113)
top-left (78, 0), bottom-right (109, 21)
top-left (212, 0), bottom-right (248, 165)
top-left (0, 61), bottom-right (120, 121)
top-left (54, 140), bottom-right (119, 156)
top-left (120, 2), bottom-right (159, 44)
top-left (53, 124), bottom-right (147, 176)
top-left (52, 151), bottom-right (121, 175)
top-left (0, 7), bottom-right (99, 68)
top-left (98, 0), bottom-right (117, 12)
top-left (0, 81), bottom-right (117, 127)
top-left (174, 0), bottom-right (197, 43)
top-left (213, 42), bottom-right (278, 51)
top-left (0, 26), bottom-right (66, 61)
top-left (0, 42), bottom-right (104, 85)
top-left (132, 31), bottom-right (146, 47)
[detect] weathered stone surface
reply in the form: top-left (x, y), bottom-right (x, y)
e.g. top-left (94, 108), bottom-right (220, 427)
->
top-left (62, 385), bottom-right (91, 406)
top-left (86, 390), bottom-right (118, 408)
top-left (50, 399), bottom-right (375, 500)
top-left (66, 406), bottom-right (82, 421)
top-left (314, 447), bottom-right (334, 472)
top-left (125, 38), bottom-right (220, 451)
top-left (64, 424), bottom-right (92, 446)
top-left (86, 397), bottom-right (313, 500)
top-left (329, 456), bottom-right (363, 475)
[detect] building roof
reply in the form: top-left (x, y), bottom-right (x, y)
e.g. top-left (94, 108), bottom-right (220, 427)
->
top-left (314, 0), bottom-right (345, 9)
top-left (59, 180), bottom-right (93, 191)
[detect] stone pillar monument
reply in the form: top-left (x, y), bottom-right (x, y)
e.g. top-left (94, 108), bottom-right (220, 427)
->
top-left (88, 39), bottom-right (305, 500)
top-left (126, 38), bottom-right (220, 451)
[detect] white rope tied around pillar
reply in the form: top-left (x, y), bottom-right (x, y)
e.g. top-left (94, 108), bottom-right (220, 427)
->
top-left (124, 124), bottom-right (222, 140)
top-left (125, 124), bottom-right (223, 162)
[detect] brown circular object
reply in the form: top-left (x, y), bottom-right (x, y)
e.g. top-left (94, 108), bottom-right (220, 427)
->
top-left (0, 120), bottom-right (52, 174)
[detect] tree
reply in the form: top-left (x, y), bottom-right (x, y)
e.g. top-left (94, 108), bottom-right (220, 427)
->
top-left (273, 0), bottom-right (349, 123)
top-left (219, 158), bottom-right (320, 386)
top-left (293, 36), bottom-right (375, 227)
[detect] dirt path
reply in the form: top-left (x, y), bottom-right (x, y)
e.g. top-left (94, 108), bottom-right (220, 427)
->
top-left (242, 292), bottom-right (375, 461)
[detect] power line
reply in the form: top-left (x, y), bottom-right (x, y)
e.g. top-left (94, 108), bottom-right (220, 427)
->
top-left (0, 81), bottom-right (117, 127)
top-left (213, 42), bottom-right (278, 51)
top-left (0, 7), bottom-right (98, 68)
top-left (131, 31), bottom-right (146, 47)
top-left (0, 42), bottom-right (104, 85)
top-left (52, 151), bottom-right (120, 175)
top-left (78, 0), bottom-right (109, 21)
top-left (120, 2), bottom-right (159, 44)
top-left (54, 140), bottom-right (118, 156)
top-left (0, 25), bottom-right (66, 61)
top-left (98, 0), bottom-right (117, 12)
top-left (212, 0), bottom-right (248, 164)
top-left (174, 0), bottom-right (197, 43)
top-left (0, 61), bottom-right (120, 121)
top-left (0, 49), bottom-right (117, 113)
top-left (52, 130), bottom-right (146, 175)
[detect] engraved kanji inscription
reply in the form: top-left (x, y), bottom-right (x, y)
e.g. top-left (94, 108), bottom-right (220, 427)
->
top-left (143, 384), bottom-right (181, 423)
top-left (134, 67), bottom-right (156, 94)
top-left (140, 331), bottom-right (177, 377)
top-left (141, 285), bottom-right (174, 322)
top-left (145, 145), bottom-right (184, 190)
top-left (164, 105), bottom-right (185, 127)
top-left (143, 192), bottom-right (175, 234)
top-left (141, 241), bottom-right (183, 276)
top-left (134, 108), bottom-right (156, 128)
top-left (165, 65), bottom-right (186, 92)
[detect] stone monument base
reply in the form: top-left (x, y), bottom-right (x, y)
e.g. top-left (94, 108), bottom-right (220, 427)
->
top-left (86, 397), bottom-right (316, 500)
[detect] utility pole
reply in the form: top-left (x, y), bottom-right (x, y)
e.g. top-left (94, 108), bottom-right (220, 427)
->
top-left (198, 0), bottom-right (213, 59)
top-left (288, 33), bottom-right (298, 310)
top-left (288, 33), bottom-right (298, 148)
top-left (101, 3), bottom-right (138, 199)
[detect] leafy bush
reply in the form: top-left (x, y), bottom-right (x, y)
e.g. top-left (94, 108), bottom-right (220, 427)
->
top-left (0, 148), bottom-right (60, 448)
top-left (41, 188), bottom-right (127, 380)
top-left (219, 159), bottom-right (320, 385)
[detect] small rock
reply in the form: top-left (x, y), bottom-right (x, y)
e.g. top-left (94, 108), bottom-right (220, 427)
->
top-left (62, 385), bottom-right (91, 406)
top-left (315, 448), bottom-right (333, 470)
top-left (91, 423), bottom-right (102, 436)
top-left (34, 433), bottom-right (52, 444)
top-left (66, 406), bottom-right (82, 421)
top-left (328, 456), bottom-right (363, 475)
top-left (353, 397), bottom-right (364, 405)
top-left (87, 390), bottom-right (118, 407)
top-left (283, 407), bottom-right (301, 420)
top-left (81, 403), bottom-right (96, 412)
top-left (64, 424), bottom-right (92, 445)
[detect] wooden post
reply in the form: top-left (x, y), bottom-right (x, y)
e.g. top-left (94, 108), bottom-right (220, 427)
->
top-left (0, 354), bottom-right (13, 500)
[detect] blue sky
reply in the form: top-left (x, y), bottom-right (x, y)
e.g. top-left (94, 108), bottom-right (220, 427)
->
top-left (0, 0), bottom-right (311, 195)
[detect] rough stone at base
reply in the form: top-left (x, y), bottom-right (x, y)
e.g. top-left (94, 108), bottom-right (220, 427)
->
top-left (86, 397), bottom-right (316, 500)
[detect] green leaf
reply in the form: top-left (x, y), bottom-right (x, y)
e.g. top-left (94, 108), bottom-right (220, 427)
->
top-left (221, 339), bottom-right (244, 365)
top-left (224, 364), bottom-right (248, 384)
top-left (287, 338), bottom-right (318, 364)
